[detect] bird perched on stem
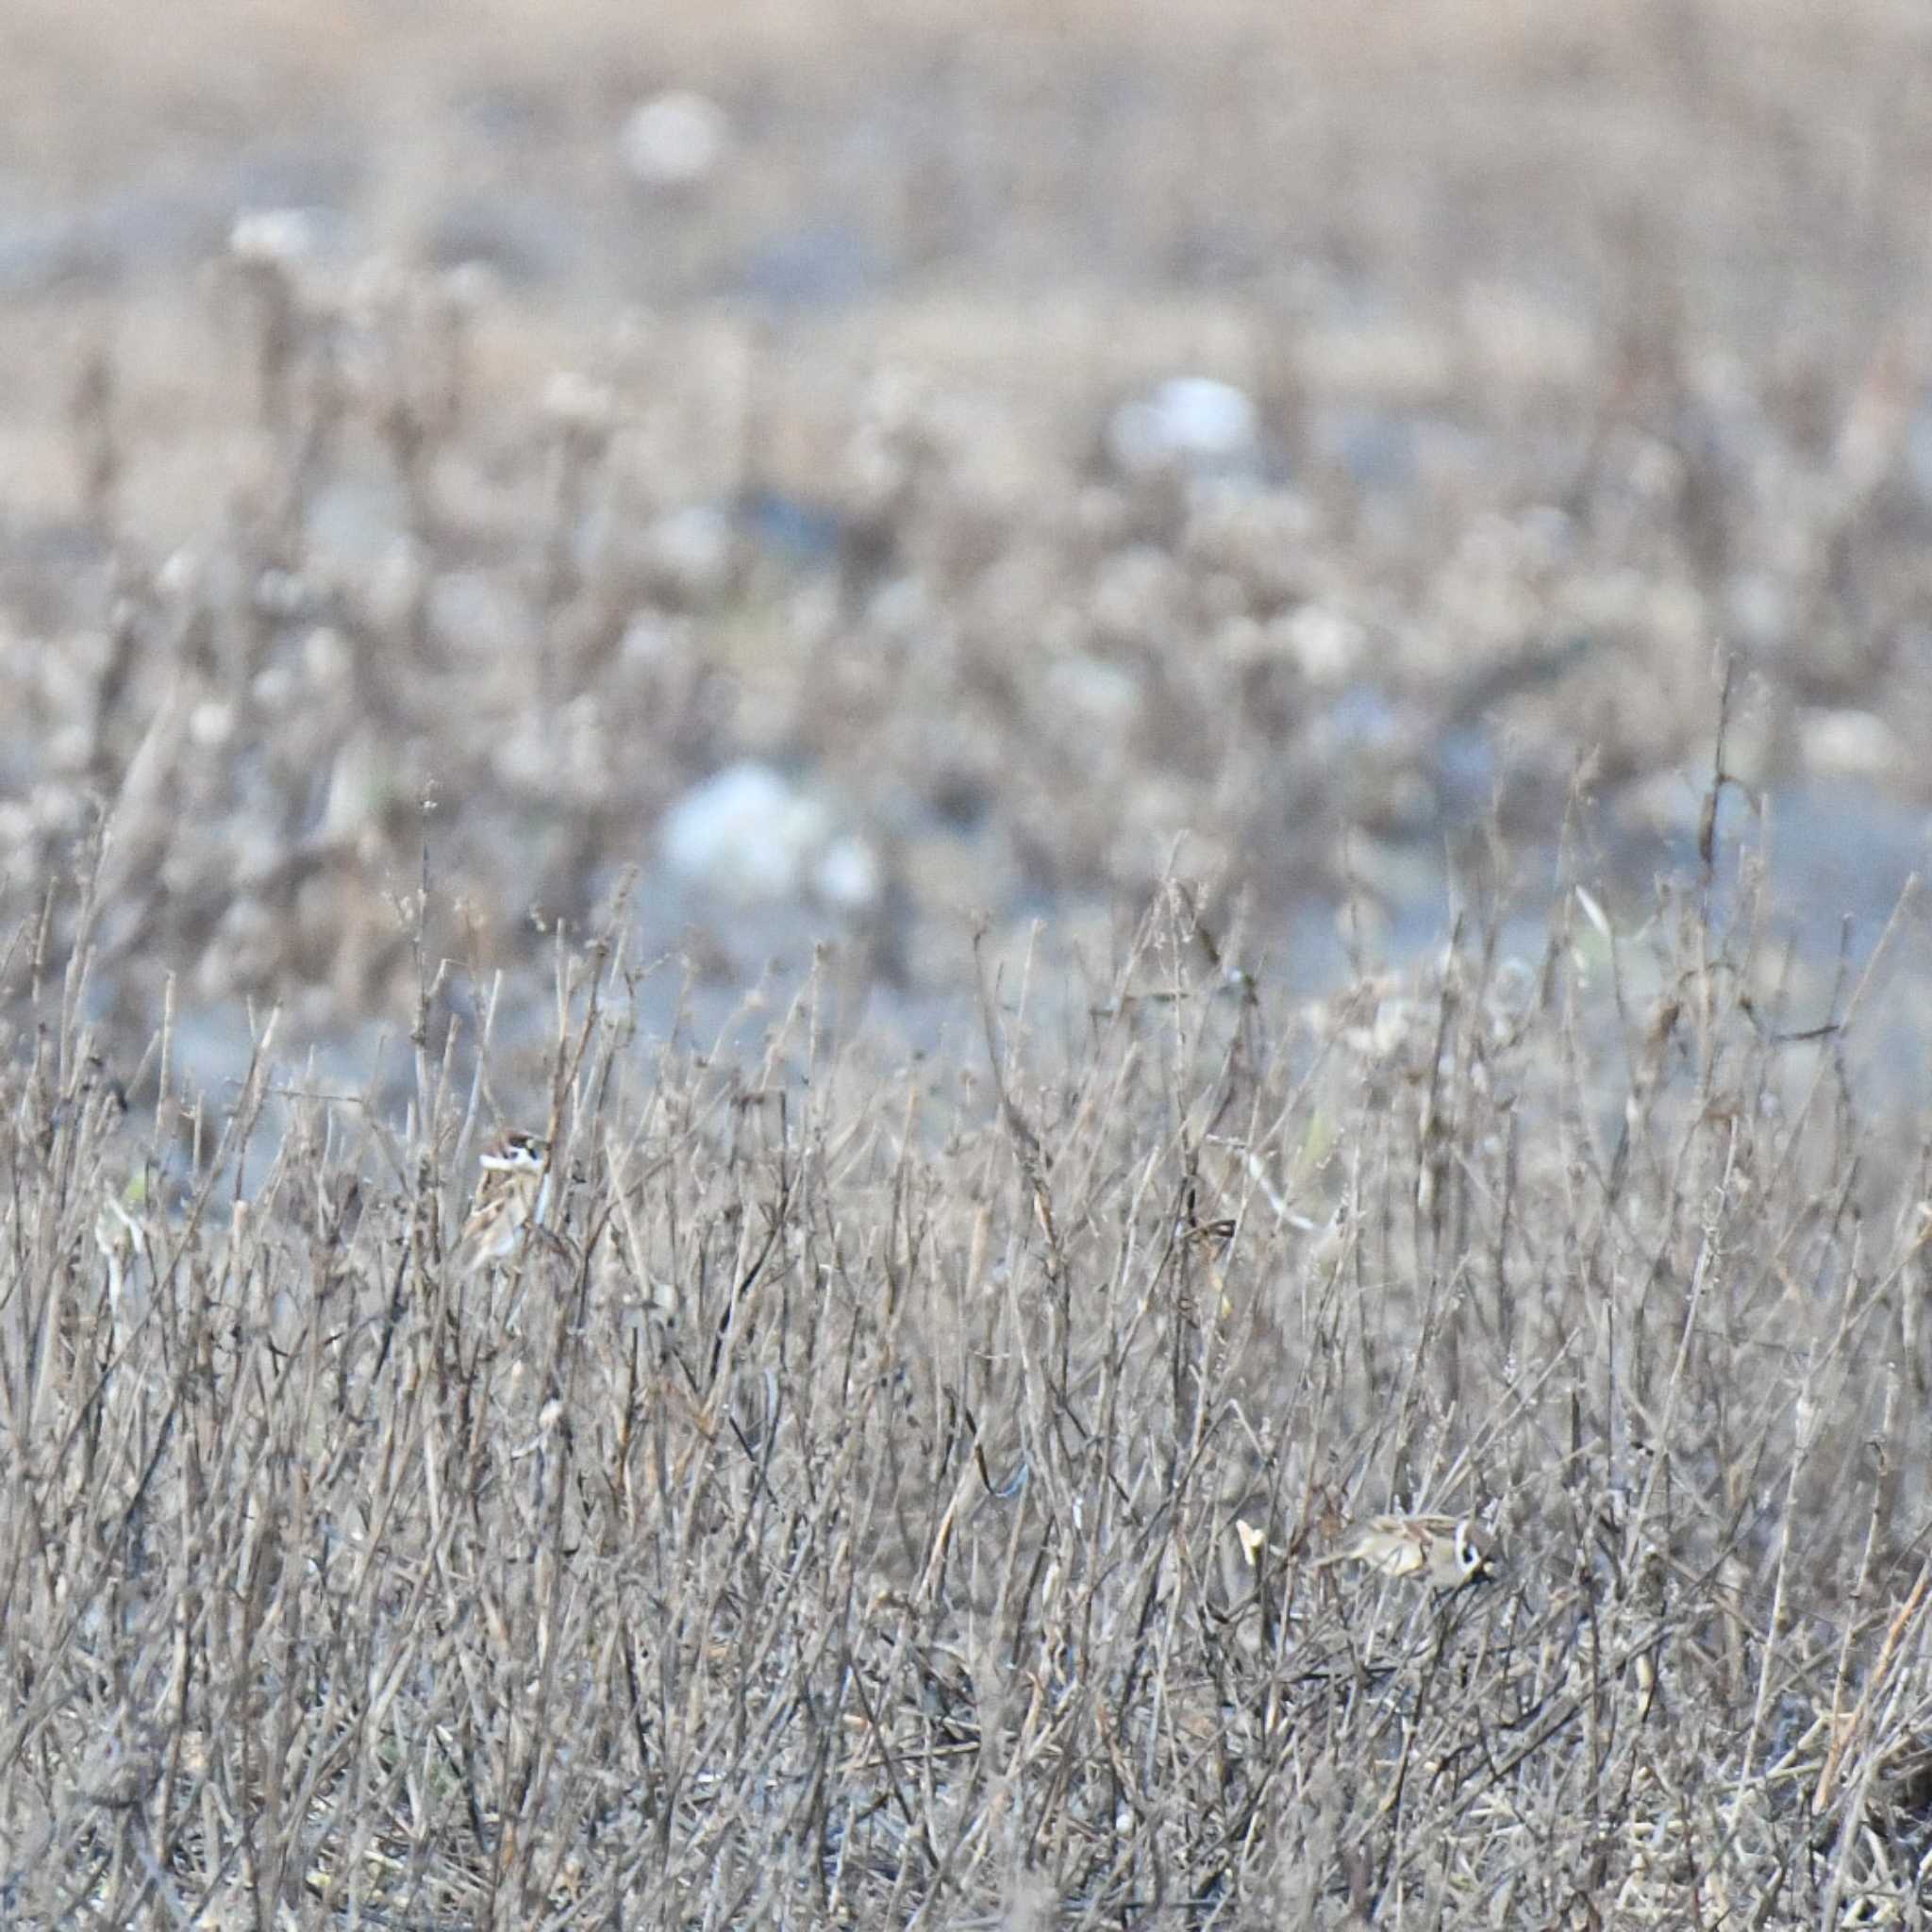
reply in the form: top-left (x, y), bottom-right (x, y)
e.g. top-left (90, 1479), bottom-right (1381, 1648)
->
top-left (455, 1131), bottom-right (552, 1274)
top-left (1315, 1513), bottom-right (1496, 1591)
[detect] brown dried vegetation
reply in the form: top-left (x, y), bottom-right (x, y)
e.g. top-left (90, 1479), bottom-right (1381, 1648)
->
top-left (3, 2), bottom-right (1932, 1924)
top-left (3, 826), bottom-right (1932, 1924)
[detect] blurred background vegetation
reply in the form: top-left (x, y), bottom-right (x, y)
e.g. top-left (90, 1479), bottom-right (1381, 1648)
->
top-left (0, 0), bottom-right (1926, 1112)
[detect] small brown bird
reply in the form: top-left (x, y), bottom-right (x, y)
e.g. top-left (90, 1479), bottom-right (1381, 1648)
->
top-left (1316, 1513), bottom-right (1497, 1590)
top-left (455, 1131), bottom-right (552, 1272)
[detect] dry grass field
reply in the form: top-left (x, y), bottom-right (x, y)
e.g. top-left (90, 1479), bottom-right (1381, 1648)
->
top-left (3, 0), bottom-right (1932, 1924)
top-left (9, 827), bottom-right (1932, 1927)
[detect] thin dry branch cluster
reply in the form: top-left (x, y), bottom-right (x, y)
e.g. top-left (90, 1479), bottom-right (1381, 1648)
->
top-left (0, 9), bottom-right (1928, 1924)
top-left (0, 847), bottom-right (1928, 1928)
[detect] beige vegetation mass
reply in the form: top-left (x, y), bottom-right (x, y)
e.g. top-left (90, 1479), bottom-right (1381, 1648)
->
top-left (11, 854), bottom-right (1932, 1927)
top-left (3, 0), bottom-right (1932, 1924)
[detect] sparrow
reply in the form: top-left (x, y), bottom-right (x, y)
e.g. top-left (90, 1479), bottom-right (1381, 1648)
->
top-left (455, 1131), bottom-right (552, 1272)
top-left (1315, 1513), bottom-right (1497, 1590)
